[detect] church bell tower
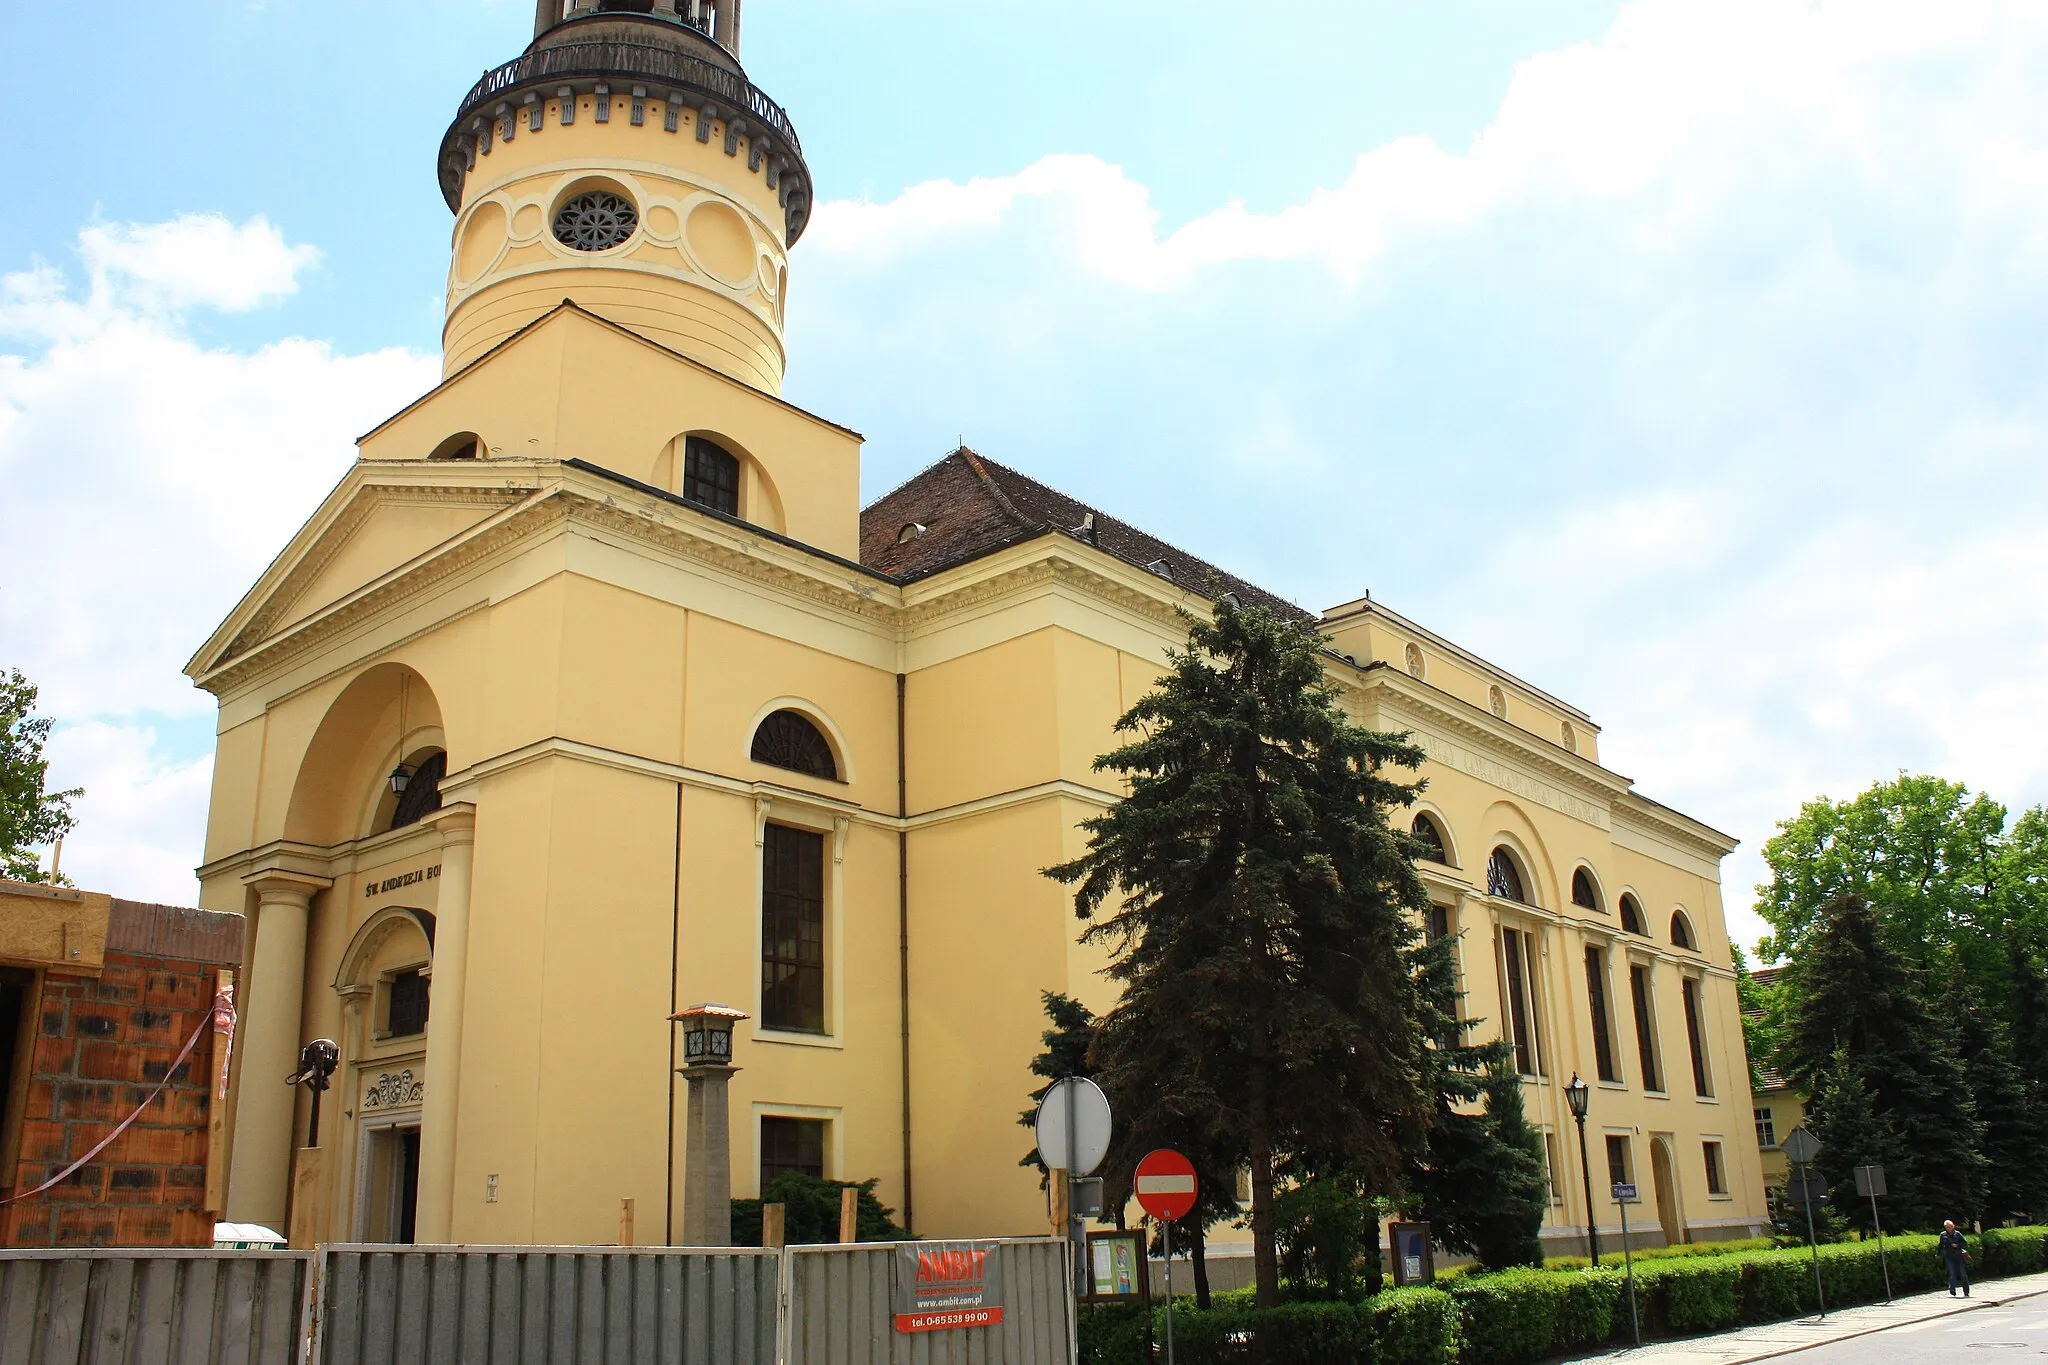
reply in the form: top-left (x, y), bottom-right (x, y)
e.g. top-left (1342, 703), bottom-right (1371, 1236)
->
top-left (438, 0), bottom-right (813, 393)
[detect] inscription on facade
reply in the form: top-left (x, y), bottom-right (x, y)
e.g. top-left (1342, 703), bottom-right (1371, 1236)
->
top-left (364, 865), bottom-right (440, 898)
top-left (1414, 733), bottom-right (1609, 829)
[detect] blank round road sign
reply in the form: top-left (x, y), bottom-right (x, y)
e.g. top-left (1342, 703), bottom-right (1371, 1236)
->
top-left (1035, 1077), bottom-right (1112, 1176)
top-left (1135, 1149), bottom-right (1198, 1222)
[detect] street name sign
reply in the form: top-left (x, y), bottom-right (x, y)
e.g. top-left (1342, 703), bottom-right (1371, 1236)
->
top-left (1611, 1183), bottom-right (1639, 1203)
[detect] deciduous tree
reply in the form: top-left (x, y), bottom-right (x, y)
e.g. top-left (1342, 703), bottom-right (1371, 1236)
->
top-left (0, 669), bottom-right (78, 883)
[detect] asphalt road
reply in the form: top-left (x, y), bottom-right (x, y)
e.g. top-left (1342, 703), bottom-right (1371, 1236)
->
top-left (1786, 1291), bottom-right (2048, 1361)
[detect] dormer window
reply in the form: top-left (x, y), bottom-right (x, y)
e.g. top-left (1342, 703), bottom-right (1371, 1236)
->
top-left (683, 436), bottom-right (740, 516)
top-left (897, 522), bottom-right (927, 544)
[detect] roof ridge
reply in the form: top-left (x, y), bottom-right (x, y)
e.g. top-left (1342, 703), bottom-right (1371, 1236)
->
top-left (953, 447), bottom-right (1041, 534)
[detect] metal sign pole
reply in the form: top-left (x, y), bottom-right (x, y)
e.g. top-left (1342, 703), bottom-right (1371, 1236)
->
top-left (1618, 1197), bottom-right (1639, 1347)
top-left (1799, 1164), bottom-right (1825, 1318)
top-left (1065, 1077), bottom-right (1082, 1299)
top-left (1870, 1188), bottom-right (1890, 1303)
top-left (1161, 1218), bottom-right (1175, 1365)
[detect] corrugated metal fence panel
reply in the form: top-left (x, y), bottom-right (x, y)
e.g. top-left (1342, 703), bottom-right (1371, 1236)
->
top-left (0, 1249), bottom-right (312, 1365)
top-left (786, 1239), bottom-right (1070, 1365)
top-left (315, 1246), bottom-right (779, 1365)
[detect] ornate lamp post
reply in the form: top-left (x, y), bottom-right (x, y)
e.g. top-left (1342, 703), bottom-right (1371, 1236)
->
top-left (1565, 1073), bottom-right (1601, 1266)
top-left (672, 1003), bottom-right (747, 1246)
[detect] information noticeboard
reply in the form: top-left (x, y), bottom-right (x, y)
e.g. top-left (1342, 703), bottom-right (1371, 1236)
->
top-left (1084, 1231), bottom-right (1147, 1303)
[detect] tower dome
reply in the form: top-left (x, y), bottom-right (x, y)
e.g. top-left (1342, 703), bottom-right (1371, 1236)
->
top-left (437, 1), bottom-right (813, 392)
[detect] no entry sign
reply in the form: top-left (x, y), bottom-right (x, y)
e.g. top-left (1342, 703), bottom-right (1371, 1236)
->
top-left (1135, 1149), bottom-right (1198, 1222)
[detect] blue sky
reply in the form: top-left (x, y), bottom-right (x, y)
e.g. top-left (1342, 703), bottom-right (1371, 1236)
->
top-left (6, 1), bottom-right (2048, 953)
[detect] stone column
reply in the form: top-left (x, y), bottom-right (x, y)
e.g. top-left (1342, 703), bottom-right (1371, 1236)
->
top-left (715, 0), bottom-right (740, 53)
top-left (681, 1065), bottom-right (736, 1245)
top-left (414, 805), bottom-right (476, 1243)
top-left (226, 870), bottom-right (330, 1229)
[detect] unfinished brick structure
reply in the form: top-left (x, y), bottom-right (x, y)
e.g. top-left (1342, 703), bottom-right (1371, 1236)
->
top-left (0, 881), bottom-right (244, 1247)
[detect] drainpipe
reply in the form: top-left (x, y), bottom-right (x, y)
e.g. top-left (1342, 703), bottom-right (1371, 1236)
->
top-left (897, 672), bottom-right (913, 1235)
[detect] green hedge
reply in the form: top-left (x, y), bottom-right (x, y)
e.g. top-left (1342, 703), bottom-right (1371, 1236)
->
top-left (1078, 1228), bottom-right (2048, 1365)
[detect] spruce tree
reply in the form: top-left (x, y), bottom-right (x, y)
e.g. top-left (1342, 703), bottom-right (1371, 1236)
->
top-left (1408, 923), bottom-right (1547, 1269)
top-left (1049, 601), bottom-right (1434, 1308)
top-left (1785, 895), bottom-right (1984, 1229)
top-left (1953, 972), bottom-right (2048, 1224)
top-left (1018, 990), bottom-right (1099, 1174)
top-left (1806, 1053), bottom-right (1906, 1235)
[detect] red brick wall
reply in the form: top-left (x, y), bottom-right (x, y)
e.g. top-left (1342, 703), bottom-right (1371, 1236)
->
top-left (1, 950), bottom-right (223, 1248)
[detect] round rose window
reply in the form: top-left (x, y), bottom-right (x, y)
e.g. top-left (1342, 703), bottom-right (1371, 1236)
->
top-left (552, 190), bottom-right (638, 252)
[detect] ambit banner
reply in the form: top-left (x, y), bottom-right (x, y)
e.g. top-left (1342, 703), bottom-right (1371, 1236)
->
top-left (893, 1241), bottom-right (1006, 1333)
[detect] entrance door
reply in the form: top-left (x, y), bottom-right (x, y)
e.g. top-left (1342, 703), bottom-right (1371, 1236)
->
top-left (360, 1124), bottom-right (421, 1242)
top-left (1650, 1135), bottom-right (1684, 1246)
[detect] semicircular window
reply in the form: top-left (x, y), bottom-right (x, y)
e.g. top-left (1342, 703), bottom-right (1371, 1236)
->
top-left (750, 710), bottom-right (837, 780)
top-left (1487, 847), bottom-right (1527, 903)
top-left (1411, 813), bottom-right (1448, 864)
top-left (1670, 910), bottom-right (1697, 951)
top-left (390, 750), bottom-right (447, 831)
top-left (553, 190), bottom-right (638, 252)
top-left (1572, 868), bottom-right (1600, 911)
top-left (1619, 894), bottom-right (1647, 935)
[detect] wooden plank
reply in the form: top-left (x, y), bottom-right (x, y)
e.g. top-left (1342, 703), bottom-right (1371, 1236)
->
top-left (0, 1260), bottom-right (47, 1365)
top-left (394, 1252), bottom-right (429, 1363)
top-left (86, 1257), bottom-right (134, 1365)
top-left (41, 1257), bottom-right (89, 1365)
top-left (216, 1257), bottom-right (257, 1365)
top-left (488, 1255), bottom-right (522, 1365)
top-left (254, 1258), bottom-right (301, 1365)
top-left (519, 1254), bottom-right (549, 1365)
top-left (576, 1256), bottom-right (605, 1365)
top-left (130, 1257), bottom-right (177, 1365)
top-left (426, 1253), bottom-right (461, 1365)
top-left (361, 1254), bottom-right (397, 1365)
top-left (205, 969), bottom-right (235, 1213)
top-left (629, 1255), bottom-right (656, 1364)
top-left (325, 1253), bottom-right (363, 1365)
top-left (176, 1259), bottom-right (220, 1365)
top-left (547, 1256), bottom-right (577, 1364)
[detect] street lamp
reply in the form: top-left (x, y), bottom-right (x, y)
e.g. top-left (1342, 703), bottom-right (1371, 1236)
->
top-left (671, 1003), bottom-right (748, 1245)
top-left (1565, 1073), bottom-right (1600, 1266)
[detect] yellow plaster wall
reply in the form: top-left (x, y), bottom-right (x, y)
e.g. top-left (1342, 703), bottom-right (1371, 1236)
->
top-left (284, 501), bottom-right (506, 628)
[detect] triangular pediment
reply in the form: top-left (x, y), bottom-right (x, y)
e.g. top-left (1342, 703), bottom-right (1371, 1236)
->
top-left (186, 467), bottom-right (535, 684)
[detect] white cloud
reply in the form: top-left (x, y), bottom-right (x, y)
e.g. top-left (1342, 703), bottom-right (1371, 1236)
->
top-left (40, 722), bottom-right (214, 906)
top-left (794, 0), bottom-right (2048, 954)
top-left (0, 215), bottom-right (435, 900)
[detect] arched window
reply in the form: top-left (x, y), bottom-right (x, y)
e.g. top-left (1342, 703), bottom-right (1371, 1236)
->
top-left (1619, 894), bottom-right (1646, 935)
top-left (1411, 813), bottom-right (1449, 864)
top-left (428, 432), bottom-right (481, 460)
top-left (683, 436), bottom-right (740, 516)
top-left (750, 710), bottom-right (837, 780)
top-left (1571, 868), bottom-right (1600, 911)
top-left (389, 750), bottom-right (446, 831)
top-left (1487, 847), bottom-right (1527, 904)
top-left (1670, 910), bottom-right (1697, 951)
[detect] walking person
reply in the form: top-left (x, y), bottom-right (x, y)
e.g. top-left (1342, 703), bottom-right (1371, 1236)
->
top-left (1939, 1220), bottom-right (1971, 1297)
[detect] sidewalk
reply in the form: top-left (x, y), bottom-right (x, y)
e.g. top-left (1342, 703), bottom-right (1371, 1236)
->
top-left (1564, 1268), bottom-right (2048, 1363)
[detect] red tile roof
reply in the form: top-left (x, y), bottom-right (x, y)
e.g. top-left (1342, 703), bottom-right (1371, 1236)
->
top-left (860, 448), bottom-right (1312, 620)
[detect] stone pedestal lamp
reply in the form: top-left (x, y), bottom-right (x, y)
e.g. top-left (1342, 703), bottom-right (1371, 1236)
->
top-left (673, 1003), bottom-right (748, 1246)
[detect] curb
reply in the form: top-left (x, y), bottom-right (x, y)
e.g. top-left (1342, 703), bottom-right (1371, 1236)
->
top-left (1599, 1280), bottom-right (2048, 1363)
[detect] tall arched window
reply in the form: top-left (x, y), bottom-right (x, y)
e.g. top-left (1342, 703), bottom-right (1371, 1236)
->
top-left (1571, 868), bottom-right (1600, 911)
top-left (1619, 894), bottom-right (1647, 935)
top-left (1487, 847), bottom-right (1527, 903)
top-left (1411, 813), bottom-right (1449, 864)
top-left (389, 750), bottom-right (446, 831)
top-left (683, 436), bottom-right (740, 515)
top-left (1670, 910), bottom-right (1697, 951)
top-left (750, 710), bottom-right (837, 780)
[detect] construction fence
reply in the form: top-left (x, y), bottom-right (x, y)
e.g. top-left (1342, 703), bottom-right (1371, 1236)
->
top-left (0, 1237), bottom-right (1071, 1365)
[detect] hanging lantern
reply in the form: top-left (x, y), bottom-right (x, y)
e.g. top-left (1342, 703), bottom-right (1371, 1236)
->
top-left (389, 763), bottom-right (413, 796)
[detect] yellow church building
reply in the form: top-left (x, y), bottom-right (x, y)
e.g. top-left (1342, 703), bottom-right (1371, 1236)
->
top-left (187, 0), bottom-right (1769, 1254)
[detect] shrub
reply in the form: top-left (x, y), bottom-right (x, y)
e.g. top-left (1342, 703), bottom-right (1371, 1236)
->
top-left (1635, 1256), bottom-right (1742, 1333)
top-left (1078, 1304), bottom-right (1149, 1365)
top-left (1447, 1268), bottom-right (1568, 1363)
top-left (1370, 1286), bottom-right (1460, 1365)
top-left (1980, 1227), bottom-right (2048, 1276)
